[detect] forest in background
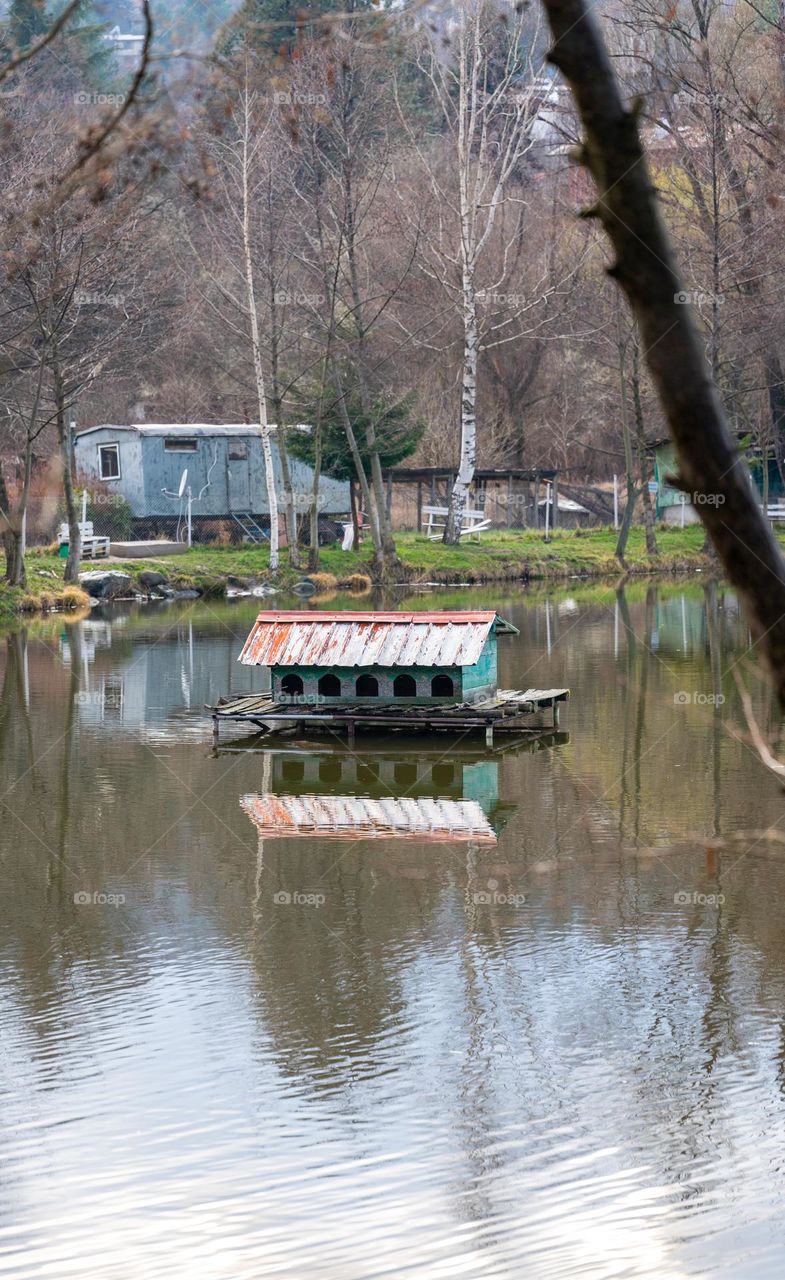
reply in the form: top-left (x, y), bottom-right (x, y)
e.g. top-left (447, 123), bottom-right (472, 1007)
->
top-left (2, 0), bottom-right (785, 575)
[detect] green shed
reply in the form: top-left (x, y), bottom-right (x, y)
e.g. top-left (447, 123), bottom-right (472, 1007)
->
top-left (237, 610), bottom-right (519, 706)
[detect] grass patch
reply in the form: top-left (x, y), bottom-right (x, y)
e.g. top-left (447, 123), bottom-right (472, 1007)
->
top-left (0, 523), bottom-right (752, 625)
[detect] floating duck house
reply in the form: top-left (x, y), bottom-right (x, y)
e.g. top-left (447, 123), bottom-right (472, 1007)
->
top-left (212, 609), bottom-right (569, 744)
top-left (237, 610), bottom-right (519, 705)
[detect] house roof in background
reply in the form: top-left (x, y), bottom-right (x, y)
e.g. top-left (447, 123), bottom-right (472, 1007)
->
top-left (76, 424), bottom-right (311, 438)
top-left (238, 611), bottom-right (516, 669)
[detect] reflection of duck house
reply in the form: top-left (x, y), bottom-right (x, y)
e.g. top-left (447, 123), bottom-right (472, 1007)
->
top-left (241, 748), bottom-right (520, 844)
top-left (242, 793), bottom-right (498, 843)
top-left (212, 611), bottom-right (569, 745)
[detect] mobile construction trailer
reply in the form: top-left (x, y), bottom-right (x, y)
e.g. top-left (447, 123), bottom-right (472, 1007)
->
top-left (74, 424), bottom-right (350, 535)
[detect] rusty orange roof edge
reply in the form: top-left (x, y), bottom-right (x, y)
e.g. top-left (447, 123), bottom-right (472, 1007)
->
top-left (245, 610), bottom-right (499, 624)
top-left (237, 610), bottom-right (515, 668)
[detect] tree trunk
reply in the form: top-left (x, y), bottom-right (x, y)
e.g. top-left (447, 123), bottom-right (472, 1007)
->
top-left (543, 0), bottom-right (785, 702)
top-left (241, 93), bottom-right (279, 574)
top-left (350, 480), bottom-right (360, 551)
top-left (0, 466), bottom-right (19, 584)
top-left (444, 264), bottom-right (478, 545)
top-left (632, 341), bottom-right (658, 556)
top-left (341, 148), bottom-right (398, 577)
top-left (268, 291), bottom-right (300, 568)
top-left (615, 477), bottom-right (637, 563)
top-left (764, 351), bottom-right (785, 490)
top-left (615, 313), bottom-right (636, 563)
top-left (307, 411), bottom-right (323, 573)
top-left (330, 359), bottom-right (384, 578)
top-left (54, 361), bottom-right (80, 584)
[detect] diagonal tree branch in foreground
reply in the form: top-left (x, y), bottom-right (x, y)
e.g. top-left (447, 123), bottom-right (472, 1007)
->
top-left (540, 0), bottom-right (785, 703)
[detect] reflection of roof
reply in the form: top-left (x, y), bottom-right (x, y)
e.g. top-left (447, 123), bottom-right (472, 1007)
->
top-left (242, 794), bottom-right (497, 843)
top-left (239, 611), bottom-right (514, 669)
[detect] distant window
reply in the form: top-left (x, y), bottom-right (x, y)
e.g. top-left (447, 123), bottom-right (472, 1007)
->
top-left (228, 440), bottom-right (248, 460)
top-left (164, 437), bottom-right (197, 452)
top-left (280, 673), bottom-right (303, 697)
top-left (393, 674), bottom-right (417, 698)
top-left (318, 673), bottom-right (341, 697)
top-left (431, 674), bottom-right (454, 698)
top-left (356, 674), bottom-right (379, 698)
top-left (281, 759), bottom-right (304, 783)
top-left (99, 444), bottom-right (120, 480)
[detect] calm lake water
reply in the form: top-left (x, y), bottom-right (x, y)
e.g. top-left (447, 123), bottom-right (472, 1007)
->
top-left (3, 580), bottom-right (785, 1279)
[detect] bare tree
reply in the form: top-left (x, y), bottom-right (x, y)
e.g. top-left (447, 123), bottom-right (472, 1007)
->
top-left (399, 0), bottom-right (552, 542)
top-left (540, 0), bottom-right (785, 701)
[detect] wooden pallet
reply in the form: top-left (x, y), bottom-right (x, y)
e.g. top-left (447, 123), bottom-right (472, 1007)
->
top-left (209, 687), bottom-right (569, 745)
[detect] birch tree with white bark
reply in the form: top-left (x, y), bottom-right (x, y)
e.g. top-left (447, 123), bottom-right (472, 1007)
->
top-left (398, 0), bottom-right (551, 542)
top-left (178, 70), bottom-right (293, 571)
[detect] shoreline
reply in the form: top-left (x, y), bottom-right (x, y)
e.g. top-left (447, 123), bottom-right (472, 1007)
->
top-left (0, 526), bottom-right (724, 621)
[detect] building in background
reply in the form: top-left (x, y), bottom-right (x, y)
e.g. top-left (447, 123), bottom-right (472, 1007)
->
top-left (74, 423), bottom-right (350, 539)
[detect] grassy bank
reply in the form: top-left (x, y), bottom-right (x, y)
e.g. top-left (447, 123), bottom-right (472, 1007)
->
top-left (0, 525), bottom-right (737, 619)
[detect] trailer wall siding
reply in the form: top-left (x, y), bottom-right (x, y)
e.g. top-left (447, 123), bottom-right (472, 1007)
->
top-left (75, 427), bottom-right (146, 513)
top-left (74, 428), bottom-right (350, 518)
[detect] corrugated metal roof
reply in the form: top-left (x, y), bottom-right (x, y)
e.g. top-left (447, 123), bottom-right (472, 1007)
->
top-left (242, 793), bottom-right (496, 843)
top-left (76, 423), bottom-right (311, 438)
top-left (238, 611), bottom-right (503, 669)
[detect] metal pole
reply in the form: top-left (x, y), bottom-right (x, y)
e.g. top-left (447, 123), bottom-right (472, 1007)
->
top-left (544, 482), bottom-right (551, 540)
top-left (613, 474), bottom-right (619, 529)
top-left (187, 488), bottom-right (193, 547)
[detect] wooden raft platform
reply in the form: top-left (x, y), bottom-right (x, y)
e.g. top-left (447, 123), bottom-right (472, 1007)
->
top-left (209, 687), bottom-right (569, 746)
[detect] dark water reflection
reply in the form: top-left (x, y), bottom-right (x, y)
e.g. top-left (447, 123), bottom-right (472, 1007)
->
top-left (2, 582), bottom-right (785, 1278)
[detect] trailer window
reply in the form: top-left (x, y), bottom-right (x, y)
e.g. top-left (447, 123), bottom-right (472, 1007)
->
top-left (228, 441), bottom-right (248, 460)
top-left (164, 437), bottom-right (197, 452)
top-left (99, 444), bottom-right (120, 480)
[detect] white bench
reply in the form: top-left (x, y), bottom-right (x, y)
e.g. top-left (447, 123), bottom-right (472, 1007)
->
top-left (422, 505), bottom-right (492, 542)
top-left (59, 521), bottom-right (111, 560)
top-left (767, 504), bottom-right (785, 523)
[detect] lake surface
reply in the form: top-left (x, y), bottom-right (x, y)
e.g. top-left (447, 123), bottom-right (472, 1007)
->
top-left (3, 580), bottom-right (785, 1279)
